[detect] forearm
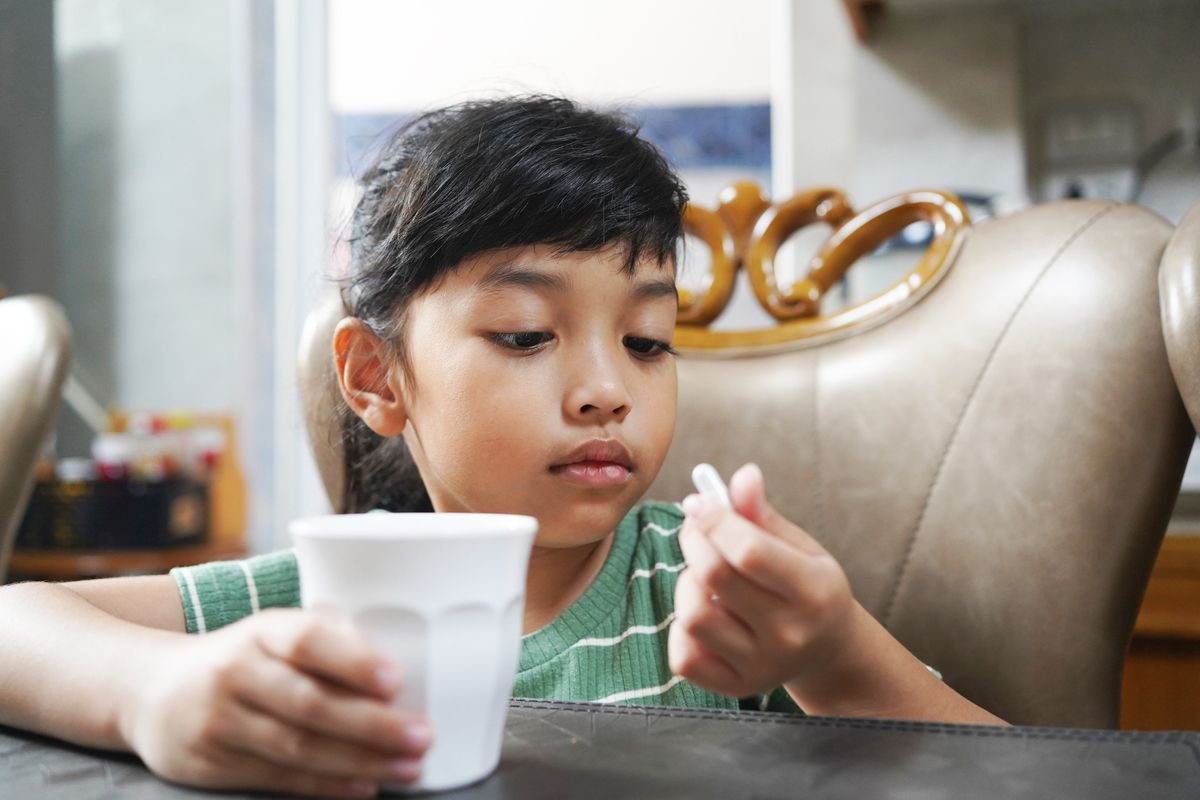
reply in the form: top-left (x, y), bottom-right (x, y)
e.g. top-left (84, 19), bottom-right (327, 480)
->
top-left (0, 582), bottom-right (188, 750)
top-left (784, 602), bottom-right (1008, 726)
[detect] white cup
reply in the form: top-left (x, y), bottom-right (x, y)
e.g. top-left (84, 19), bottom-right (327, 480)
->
top-left (289, 512), bottom-right (538, 794)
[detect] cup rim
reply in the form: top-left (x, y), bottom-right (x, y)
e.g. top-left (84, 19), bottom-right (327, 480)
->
top-left (289, 512), bottom-right (539, 541)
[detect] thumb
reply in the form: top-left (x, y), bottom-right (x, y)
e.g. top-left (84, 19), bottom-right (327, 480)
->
top-left (729, 463), bottom-right (775, 530)
top-left (730, 463), bottom-right (829, 555)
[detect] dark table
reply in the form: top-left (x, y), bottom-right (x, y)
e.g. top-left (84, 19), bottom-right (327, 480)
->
top-left (4, 699), bottom-right (1200, 799)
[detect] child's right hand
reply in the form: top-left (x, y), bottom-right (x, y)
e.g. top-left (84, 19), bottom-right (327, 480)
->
top-left (122, 607), bottom-right (432, 799)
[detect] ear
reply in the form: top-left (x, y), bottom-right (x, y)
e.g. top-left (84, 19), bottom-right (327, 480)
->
top-left (333, 317), bottom-right (408, 437)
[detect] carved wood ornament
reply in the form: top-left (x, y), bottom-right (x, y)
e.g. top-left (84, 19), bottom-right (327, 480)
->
top-left (674, 182), bottom-right (971, 355)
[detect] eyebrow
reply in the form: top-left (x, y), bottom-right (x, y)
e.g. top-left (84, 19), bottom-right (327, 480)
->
top-left (477, 264), bottom-right (677, 302)
top-left (477, 264), bottom-right (568, 295)
top-left (631, 278), bottom-right (679, 302)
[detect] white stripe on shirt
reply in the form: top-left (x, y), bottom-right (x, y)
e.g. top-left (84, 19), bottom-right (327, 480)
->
top-left (179, 567), bottom-right (207, 634)
top-left (627, 561), bottom-right (686, 585)
top-left (517, 566), bottom-right (684, 643)
top-left (594, 675), bottom-right (684, 704)
top-left (643, 522), bottom-right (681, 537)
top-left (566, 613), bottom-right (676, 651)
top-left (237, 560), bottom-right (261, 614)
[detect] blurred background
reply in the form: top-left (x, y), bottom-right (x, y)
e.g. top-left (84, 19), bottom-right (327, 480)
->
top-left (1, 0), bottom-right (1198, 554)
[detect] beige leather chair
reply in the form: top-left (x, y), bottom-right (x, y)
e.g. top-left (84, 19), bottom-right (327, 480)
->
top-left (0, 296), bottom-right (72, 584)
top-left (299, 186), bottom-right (1200, 728)
top-left (1161, 201), bottom-right (1200, 435)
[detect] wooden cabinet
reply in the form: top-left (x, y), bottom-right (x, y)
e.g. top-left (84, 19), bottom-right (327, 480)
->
top-left (1121, 534), bottom-right (1200, 730)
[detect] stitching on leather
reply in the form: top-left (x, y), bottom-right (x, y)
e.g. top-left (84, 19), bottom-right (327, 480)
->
top-left (508, 699), bottom-right (1200, 747)
top-left (880, 204), bottom-right (1117, 628)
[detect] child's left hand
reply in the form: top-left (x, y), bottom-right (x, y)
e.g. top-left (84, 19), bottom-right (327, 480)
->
top-left (670, 463), bottom-right (857, 701)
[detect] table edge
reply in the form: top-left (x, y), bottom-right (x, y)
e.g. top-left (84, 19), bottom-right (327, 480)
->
top-left (508, 698), bottom-right (1200, 752)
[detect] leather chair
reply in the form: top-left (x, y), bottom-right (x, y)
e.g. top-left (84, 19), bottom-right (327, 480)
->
top-left (0, 296), bottom-right (72, 584)
top-left (1161, 201), bottom-right (1200, 435)
top-left (298, 185), bottom-right (1200, 728)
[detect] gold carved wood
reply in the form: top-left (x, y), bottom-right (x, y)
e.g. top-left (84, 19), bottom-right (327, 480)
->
top-left (675, 184), bottom-right (971, 356)
top-left (676, 182), bottom-right (772, 326)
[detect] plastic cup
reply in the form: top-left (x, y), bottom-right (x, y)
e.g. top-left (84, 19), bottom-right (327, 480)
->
top-left (289, 512), bottom-right (537, 793)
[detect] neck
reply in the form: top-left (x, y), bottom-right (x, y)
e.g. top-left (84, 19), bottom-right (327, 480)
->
top-left (522, 533), bottom-right (615, 634)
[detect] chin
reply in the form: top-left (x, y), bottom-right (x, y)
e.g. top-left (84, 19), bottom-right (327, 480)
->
top-left (532, 494), bottom-right (638, 548)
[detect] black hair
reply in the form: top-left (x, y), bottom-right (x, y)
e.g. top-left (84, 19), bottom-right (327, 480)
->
top-left (341, 95), bottom-right (688, 513)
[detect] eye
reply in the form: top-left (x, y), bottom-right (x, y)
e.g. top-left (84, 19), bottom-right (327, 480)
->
top-left (624, 336), bottom-right (677, 358)
top-left (490, 331), bottom-right (553, 351)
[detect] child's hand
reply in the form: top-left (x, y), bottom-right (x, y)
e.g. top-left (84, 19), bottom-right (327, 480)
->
top-left (670, 463), bottom-right (857, 701)
top-left (124, 608), bottom-right (431, 798)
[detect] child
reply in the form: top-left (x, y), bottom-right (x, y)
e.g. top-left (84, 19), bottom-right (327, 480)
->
top-left (0, 96), bottom-right (1005, 799)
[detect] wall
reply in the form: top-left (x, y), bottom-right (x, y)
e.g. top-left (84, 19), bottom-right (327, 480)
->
top-left (51, 0), bottom-right (280, 549)
top-left (1022, 0), bottom-right (1200, 222)
top-left (0, 0), bottom-right (59, 300)
top-left (328, 0), bottom-right (774, 212)
top-left (54, 0), bottom-right (241, 430)
top-left (782, 3), bottom-right (1026, 207)
top-left (328, 0), bottom-right (771, 112)
top-left (853, 7), bottom-right (1026, 204)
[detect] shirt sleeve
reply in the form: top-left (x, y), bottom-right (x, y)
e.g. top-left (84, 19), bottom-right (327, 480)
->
top-left (170, 549), bottom-right (301, 634)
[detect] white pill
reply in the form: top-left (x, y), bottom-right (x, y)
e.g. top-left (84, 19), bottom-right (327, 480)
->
top-left (691, 463), bottom-right (732, 510)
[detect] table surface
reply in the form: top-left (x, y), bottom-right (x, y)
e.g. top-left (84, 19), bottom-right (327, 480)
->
top-left (4, 700), bottom-right (1200, 799)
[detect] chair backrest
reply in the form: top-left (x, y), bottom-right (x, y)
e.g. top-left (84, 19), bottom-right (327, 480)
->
top-left (1160, 200), bottom-right (1200, 433)
top-left (653, 192), bottom-right (1194, 728)
top-left (298, 189), bottom-right (1195, 727)
top-left (0, 296), bottom-right (71, 583)
top-left (299, 288), bottom-right (349, 512)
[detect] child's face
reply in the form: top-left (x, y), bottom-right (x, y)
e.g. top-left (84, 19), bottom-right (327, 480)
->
top-left (398, 244), bottom-right (678, 547)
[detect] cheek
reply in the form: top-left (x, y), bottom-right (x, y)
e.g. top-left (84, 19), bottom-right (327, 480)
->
top-left (662, 383), bottom-right (678, 443)
top-left (639, 369), bottom-right (677, 458)
top-left (411, 349), bottom-right (556, 476)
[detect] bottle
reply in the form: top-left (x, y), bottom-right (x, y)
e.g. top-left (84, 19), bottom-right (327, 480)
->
top-left (92, 433), bottom-right (134, 481)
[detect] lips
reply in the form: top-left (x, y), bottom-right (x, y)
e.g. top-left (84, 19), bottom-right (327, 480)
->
top-left (552, 439), bottom-right (634, 470)
top-left (550, 439), bottom-right (635, 488)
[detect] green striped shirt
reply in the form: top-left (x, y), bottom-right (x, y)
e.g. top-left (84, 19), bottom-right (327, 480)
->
top-left (170, 501), bottom-right (800, 713)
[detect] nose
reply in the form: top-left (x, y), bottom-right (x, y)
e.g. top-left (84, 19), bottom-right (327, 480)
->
top-left (564, 344), bottom-right (632, 423)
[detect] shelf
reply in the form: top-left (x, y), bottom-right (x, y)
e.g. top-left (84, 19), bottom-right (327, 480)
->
top-left (8, 543), bottom-right (247, 581)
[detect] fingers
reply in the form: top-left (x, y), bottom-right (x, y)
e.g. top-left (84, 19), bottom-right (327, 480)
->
top-left (673, 569), bottom-right (757, 665)
top-left (254, 608), bottom-right (400, 699)
top-left (679, 520), bottom-right (778, 626)
top-left (194, 743), bottom-right (383, 799)
top-left (674, 465), bottom-right (858, 698)
top-left (220, 700), bottom-right (422, 786)
top-left (667, 617), bottom-right (743, 697)
top-left (229, 648), bottom-right (432, 757)
top-left (682, 500), bottom-right (806, 601)
top-left (728, 462), bottom-right (770, 526)
top-left (727, 463), bottom-right (831, 558)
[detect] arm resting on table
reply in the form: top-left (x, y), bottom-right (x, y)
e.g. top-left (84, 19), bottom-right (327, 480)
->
top-left (0, 576), bottom-right (187, 750)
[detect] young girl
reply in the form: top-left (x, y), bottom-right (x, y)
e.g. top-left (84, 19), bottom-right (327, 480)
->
top-left (0, 96), bottom-right (1004, 799)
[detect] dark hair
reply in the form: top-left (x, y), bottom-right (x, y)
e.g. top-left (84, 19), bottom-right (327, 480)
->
top-left (341, 95), bottom-right (688, 513)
